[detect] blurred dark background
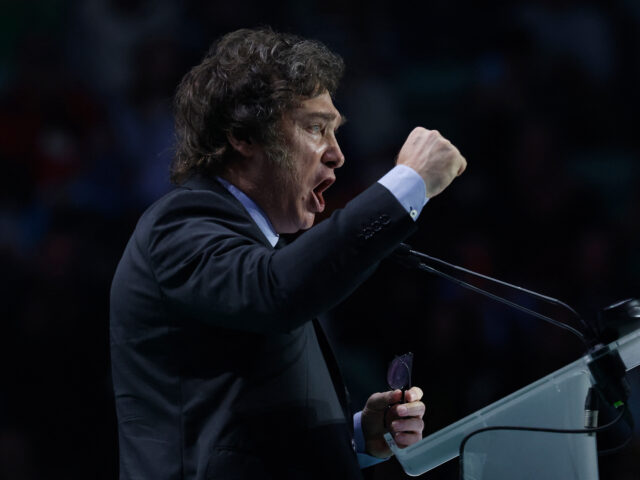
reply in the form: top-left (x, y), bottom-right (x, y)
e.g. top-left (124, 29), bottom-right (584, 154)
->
top-left (1, 0), bottom-right (639, 478)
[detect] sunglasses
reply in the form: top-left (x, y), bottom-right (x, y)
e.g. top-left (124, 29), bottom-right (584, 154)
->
top-left (387, 352), bottom-right (413, 404)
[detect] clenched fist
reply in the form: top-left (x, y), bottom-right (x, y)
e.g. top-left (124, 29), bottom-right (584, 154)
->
top-left (397, 127), bottom-right (467, 198)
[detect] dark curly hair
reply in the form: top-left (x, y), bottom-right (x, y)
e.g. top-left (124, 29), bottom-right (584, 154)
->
top-left (170, 28), bottom-right (345, 184)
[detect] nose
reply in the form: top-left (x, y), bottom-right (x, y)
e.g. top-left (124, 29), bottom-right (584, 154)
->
top-left (322, 134), bottom-right (345, 169)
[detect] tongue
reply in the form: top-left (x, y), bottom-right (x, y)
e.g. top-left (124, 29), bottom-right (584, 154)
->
top-left (312, 189), bottom-right (325, 212)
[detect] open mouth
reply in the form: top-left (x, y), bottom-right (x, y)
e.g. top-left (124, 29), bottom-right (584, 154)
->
top-left (311, 178), bottom-right (334, 212)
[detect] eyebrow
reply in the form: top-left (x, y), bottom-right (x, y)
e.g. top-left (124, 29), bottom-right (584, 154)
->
top-left (304, 112), bottom-right (348, 127)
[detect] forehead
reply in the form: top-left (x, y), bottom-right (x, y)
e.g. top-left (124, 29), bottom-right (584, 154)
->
top-left (289, 91), bottom-right (345, 125)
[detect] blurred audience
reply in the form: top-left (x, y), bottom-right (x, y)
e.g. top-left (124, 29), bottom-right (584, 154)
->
top-left (1, 1), bottom-right (638, 478)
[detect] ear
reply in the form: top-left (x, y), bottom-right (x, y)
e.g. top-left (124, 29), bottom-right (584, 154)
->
top-left (227, 132), bottom-right (254, 158)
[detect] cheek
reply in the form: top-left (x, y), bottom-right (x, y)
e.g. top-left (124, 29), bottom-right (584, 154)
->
top-left (295, 182), bottom-right (308, 201)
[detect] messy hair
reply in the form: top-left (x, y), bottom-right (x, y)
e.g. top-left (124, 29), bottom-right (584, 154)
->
top-left (171, 27), bottom-right (344, 184)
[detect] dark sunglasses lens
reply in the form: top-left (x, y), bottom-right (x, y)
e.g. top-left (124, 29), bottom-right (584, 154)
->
top-left (387, 352), bottom-right (413, 390)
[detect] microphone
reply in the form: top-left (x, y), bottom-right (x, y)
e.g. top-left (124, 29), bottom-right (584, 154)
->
top-left (393, 243), bottom-right (636, 452)
top-left (392, 243), bottom-right (637, 412)
top-left (392, 242), bottom-right (598, 348)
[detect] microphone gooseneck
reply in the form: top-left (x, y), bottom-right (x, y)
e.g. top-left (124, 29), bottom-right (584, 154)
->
top-left (392, 243), bottom-right (597, 348)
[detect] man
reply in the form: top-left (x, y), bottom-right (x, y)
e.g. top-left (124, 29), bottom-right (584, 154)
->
top-left (110, 28), bottom-right (466, 479)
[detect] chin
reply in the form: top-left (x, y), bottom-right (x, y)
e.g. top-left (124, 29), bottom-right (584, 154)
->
top-left (277, 217), bottom-right (313, 234)
top-left (298, 214), bottom-right (315, 231)
top-left (277, 211), bottom-right (315, 234)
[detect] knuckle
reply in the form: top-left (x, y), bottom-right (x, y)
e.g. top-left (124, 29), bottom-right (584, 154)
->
top-left (369, 392), bottom-right (383, 403)
top-left (410, 126), bottom-right (425, 138)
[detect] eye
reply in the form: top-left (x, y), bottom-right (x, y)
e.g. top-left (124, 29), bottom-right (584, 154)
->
top-left (309, 124), bottom-right (323, 134)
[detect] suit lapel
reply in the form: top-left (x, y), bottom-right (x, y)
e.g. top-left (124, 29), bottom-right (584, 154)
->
top-left (312, 318), bottom-right (353, 436)
top-left (276, 235), bottom-right (353, 434)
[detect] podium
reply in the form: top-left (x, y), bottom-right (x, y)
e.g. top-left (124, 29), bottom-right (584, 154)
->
top-left (385, 324), bottom-right (640, 479)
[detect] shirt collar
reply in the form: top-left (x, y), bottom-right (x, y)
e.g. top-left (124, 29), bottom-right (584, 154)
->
top-left (216, 176), bottom-right (279, 247)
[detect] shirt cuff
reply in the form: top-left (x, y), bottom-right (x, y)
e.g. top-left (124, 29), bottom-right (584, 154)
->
top-left (353, 411), bottom-right (389, 468)
top-left (377, 165), bottom-right (428, 221)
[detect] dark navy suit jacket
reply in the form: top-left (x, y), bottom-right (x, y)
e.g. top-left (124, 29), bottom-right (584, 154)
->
top-left (110, 175), bottom-right (416, 479)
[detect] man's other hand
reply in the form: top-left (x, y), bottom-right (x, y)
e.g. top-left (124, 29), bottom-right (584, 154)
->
top-left (397, 127), bottom-right (467, 198)
top-left (361, 387), bottom-right (426, 458)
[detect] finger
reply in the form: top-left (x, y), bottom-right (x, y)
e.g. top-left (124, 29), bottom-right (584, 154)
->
top-left (390, 417), bottom-right (425, 434)
top-left (404, 386), bottom-right (423, 403)
top-left (393, 431), bottom-right (423, 448)
top-left (365, 389), bottom-right (403, 411)
top-left (395, 401), bottom-right (426, 418)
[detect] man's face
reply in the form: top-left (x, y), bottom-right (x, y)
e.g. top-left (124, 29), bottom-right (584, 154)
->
top-left (262, 91), bottom-right (345, 234)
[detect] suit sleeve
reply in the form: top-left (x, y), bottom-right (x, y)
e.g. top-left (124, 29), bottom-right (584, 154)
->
top-left (146, 182), bottom-right (417, 333)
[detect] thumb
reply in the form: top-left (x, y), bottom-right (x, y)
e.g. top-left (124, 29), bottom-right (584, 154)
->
top-left (366, 389), bottom-right (403, 411)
